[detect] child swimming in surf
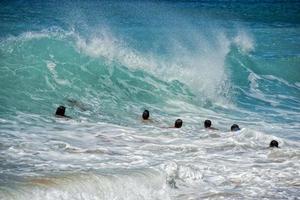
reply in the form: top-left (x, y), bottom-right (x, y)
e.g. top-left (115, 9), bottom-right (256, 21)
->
top-left (55, 106), bottom-right (71, 119)
top-left (141, 109), bottom-right (154, 123)
top-left (161, 119), bottom-right (183, 128)
top-left (174, 119), bottom-right (183, 128)
top-left (204, 120), bottom-right (218, 130)
top-left (269, 140), bottom-right (279, 148)
top-left (142, 110), bottom-right (150, 120)
top-left (230, 124), bottom-right (240, 131)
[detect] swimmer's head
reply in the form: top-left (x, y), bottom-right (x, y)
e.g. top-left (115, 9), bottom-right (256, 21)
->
top-left (269, 140), bottom-right (279, 148)
top-left (204, 120), bottom-right (212, 128)
top-left (142, 110), bottom-right (150, 120)
top-left (56, 106), bottom-right (66, 116)
top-left (231, 124), bottom-right (240, 131)
top-left (174, 119), bottom-right (183, 128)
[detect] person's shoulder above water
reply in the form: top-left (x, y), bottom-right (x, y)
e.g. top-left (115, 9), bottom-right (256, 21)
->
top-left (204, 119), bottom-right (218, 130)
top-left (55, 106), bottom-right (72, 119)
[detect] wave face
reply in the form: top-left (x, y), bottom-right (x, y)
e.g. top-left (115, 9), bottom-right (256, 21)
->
top-left (0, 1), bottom-right (300, 199)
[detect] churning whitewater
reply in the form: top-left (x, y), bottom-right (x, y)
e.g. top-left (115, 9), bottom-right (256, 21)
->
top-left (0, 1), bottom-right (300, 200)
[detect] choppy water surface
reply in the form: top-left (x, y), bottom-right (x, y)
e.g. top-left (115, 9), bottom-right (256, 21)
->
top-left (0, 1), bottom-right (300, 199)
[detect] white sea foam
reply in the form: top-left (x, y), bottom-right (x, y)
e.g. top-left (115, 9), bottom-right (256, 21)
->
top-left (0, 27), bottom-right (73, 44)
top-left (264, 74), bottom-right (300, 90)
top-left (234, 30), bottom-right (255, 53)
top-left (75, 31), bottom-right (157, 72)
top-left (248, 72), bottom-right (281, 106)
top-left (46, 61), bottom-right (56, 73)
top-left (1, 170), bottom-right (170, 200)
top-left (1, 116), bottom-right (299, 200)
top-left (46, 60), bottom-right (70, 86)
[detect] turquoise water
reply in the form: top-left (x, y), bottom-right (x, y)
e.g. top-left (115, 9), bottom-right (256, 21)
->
top-left (0, 1), bottom-right (300, 199)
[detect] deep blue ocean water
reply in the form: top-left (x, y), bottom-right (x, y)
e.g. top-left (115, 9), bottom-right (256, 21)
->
top-left (0, 1), bottom-right (300, 199)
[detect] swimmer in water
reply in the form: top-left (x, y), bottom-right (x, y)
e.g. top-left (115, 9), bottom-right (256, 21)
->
top-left (231, 124), bottom-right (240, 131)
top-left (204, 120), bottom-right (218, 130)
top-left (55, 106), bottom-right (71, 119)
top-left (174, 119), bottom-right (183, 128)
top-left (269, 140), bottom-right (279, 148)
top-left (141, 109), bottom-right (154, 123)
top-left (142, 110), bottom-right (150, 120)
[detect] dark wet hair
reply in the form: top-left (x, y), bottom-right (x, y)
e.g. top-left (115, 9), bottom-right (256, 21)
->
top-left (142, 110), bottom-right (150, 120)
top-left (174, 119), bottom-right (183, 128)
top-left (56, 106), bottom-right (66, 116)
top-left (269, 140), bottom-right (279, 148)
top-left (204, 120), bottom-right (211, 128)
top-left (231, 124), bottom-right (240, 131)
